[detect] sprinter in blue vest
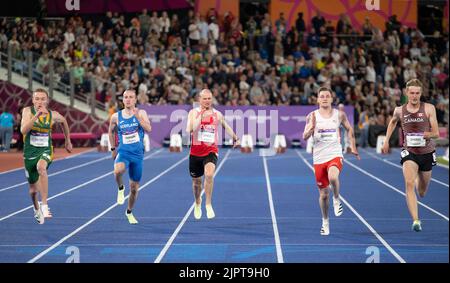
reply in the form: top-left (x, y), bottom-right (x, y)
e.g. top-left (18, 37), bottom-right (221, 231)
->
top-left (108, 89), bottom-right (152, 224)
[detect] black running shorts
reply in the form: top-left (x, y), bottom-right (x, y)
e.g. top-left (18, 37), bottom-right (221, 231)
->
top-left (400, 149), bottom-right (436, 171)
top-left (189, 152), bottom-right (218, 178)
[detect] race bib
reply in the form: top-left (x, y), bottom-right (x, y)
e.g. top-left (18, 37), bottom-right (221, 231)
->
top-left (318, 129), bottom-right (338, 142)
top-left (30, 132), bottom-right (49, 147)
top-left (123, 132), bottom-right (140, 144)
top-left (406, 133), bottom-right (425, 147)
top-left (198, 129), bottom-right (215, 143)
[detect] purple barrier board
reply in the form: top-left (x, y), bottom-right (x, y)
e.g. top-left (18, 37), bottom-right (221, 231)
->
top-left (140, 105), bottom-right (354, 148)
top-left (46, 0), bottom-right (191, 15)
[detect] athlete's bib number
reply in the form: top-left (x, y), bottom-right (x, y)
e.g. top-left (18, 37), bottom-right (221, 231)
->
top-left (406, 133), bottom-right (425, 147)
top-left (123, 132), bottom-right (140, 144)
top-left (198, 130), bottom-right (215, 143)
top-left (30, 133), bottom-right (49, 147)
top-left (318, 129), bottom-right (338, 142)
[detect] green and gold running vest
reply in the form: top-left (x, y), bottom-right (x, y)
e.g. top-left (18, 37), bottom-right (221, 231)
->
top-left (23, 107), bottom-right (53, 160)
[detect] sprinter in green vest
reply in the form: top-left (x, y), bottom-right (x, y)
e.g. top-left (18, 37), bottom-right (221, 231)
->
top-left (21, 88), bottom-right (73, 224)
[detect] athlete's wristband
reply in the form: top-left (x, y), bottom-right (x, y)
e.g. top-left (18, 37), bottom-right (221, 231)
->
top-left (110, 147), bottom-right (116, 151)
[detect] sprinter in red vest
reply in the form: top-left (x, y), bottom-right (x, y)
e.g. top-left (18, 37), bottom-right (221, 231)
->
top-left (186, 89), bottom-right (240, 219)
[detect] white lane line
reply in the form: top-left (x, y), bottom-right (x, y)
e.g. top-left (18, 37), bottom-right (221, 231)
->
top-left (0, 155), bottom-right (110, 192)
top-left (7, 216), bottom-right (445, 221)
top-left (344, 158), bottom-right (449, 221)
top-left (0, 148), bottom-right (97, 175)
top-left (361, 148), bottom-right (448, 188)
top-left (154, 150), bottom-right (231, 263)
top-left (0, 149), bottom-right (163, 222)
top-left (28, 153), bottom-right (188, 263)
top-left (262, 156), bottom-right (284, 263)
top-left (1, 243), bottom-right (447, 247)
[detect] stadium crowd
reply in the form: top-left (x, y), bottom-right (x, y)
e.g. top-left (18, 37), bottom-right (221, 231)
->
top-left (0, 7), bottom-right (448, 145)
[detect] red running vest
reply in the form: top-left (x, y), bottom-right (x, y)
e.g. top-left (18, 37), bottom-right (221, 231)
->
top-left (190, 108), bottom-right (219, 157)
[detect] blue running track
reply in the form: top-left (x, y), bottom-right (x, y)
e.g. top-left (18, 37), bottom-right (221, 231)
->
top-left (0, 147), bottom-right (447, 263)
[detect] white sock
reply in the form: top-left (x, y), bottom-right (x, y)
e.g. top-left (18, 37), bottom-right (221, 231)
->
top-left (322, 218), bottom-right (329, 225)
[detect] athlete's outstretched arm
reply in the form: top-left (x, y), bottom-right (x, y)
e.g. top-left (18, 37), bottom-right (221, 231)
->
top-left (340, 111), bottom-right (359, 159)
top-left (135, 109), bottom-right (152, 132)
top-left (218, 112), bottom-right (239, 146)
top-left (108, 113), bottom-right (118, 158)
top-left (424, 104), bottom-right (439, 140)
top-left (52, 111), bottom-right (73, 153)
top-left (381, 107), bottom-right (401, 154)
top-left (302, 112), bottom-right (315, 140)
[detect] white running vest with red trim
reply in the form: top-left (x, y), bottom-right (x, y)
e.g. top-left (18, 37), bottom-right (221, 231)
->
top-left (312, 109), bottom-right (343, 164)
top-left (190, 107), bottom-right (219, 157)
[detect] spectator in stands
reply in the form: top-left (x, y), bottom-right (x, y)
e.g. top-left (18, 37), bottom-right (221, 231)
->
top-left (260, 13), bottom-right (272, 36)
top-left (0, 26), bottom-right (7, 50)
top-left (0, 109), bottom-right (15, 152)
top-left (238, 90), bottom-right (251, 106)
top-left (386, 15), bottom-right (401, 33)
top-left (358, 103), bottom-right (370, 148)
top-left (137, 90), bottom-right (150, 106)
top-left (208, 16), bottom-right (219, 43)
top-left (72, 60), bottom-right (85, 84)
top-left (295, 12), bottom-right (306, 34)
top-left (188, 18), bottom-right (200, 48)
top-left (312, 11), bottom-right (326, 34)
top-left (403, 63), bottom-right (417, 82)
top-left (14, 100), bottom-right (24, 151)
top-left (249, 80), bottom-right (263, 104)
top-left (246, 16), bottom-right (257, 50)
top-left (274, 35), bottom-right (284, 65)
top-left (36, 51), bottom-right (50, 74)
top-left (159, 11), bottom-right (171, 35)
top-left (198, 15), bottom-right (209, 46)
top-left (139, 9), bottom-right (151, 39)
top-left (362, 17), bottom-right (373, 37)
top-left (336, 14), bottom-right (346, 34)
top-left (365, 61), bottom-right (376, 83)
top-left (149, 11), bottom-right (160, 35)
top-left (275, 12), bottom-right (287, 37)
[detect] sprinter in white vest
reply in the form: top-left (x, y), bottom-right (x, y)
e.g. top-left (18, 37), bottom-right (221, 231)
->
top-left (303, 87), bottom-right (359, 235)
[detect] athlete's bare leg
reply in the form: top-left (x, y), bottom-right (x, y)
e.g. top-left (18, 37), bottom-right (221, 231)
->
top-left (328, 166), bottom-right (340, 198)
top-left (204, 162), bottom-right (216, 206)
top-left (114, 162), bottom-right (127, 205)
top-left (417, 170), bottom-right (432, 198)
top-left (192, 177), bottom-right (202, 204)
top-left (114, 162), bottom-right (126, 187)
top-left (319, 187), bottom-right (330, 220)
top-left (29, 183), bottom-right (40, 210)
top-left (36, 159), bottom-right (48, 205)
top-left (402, 160), bottom-right (420, 221)
top-left (128, 180), bottom-right (139, 211)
